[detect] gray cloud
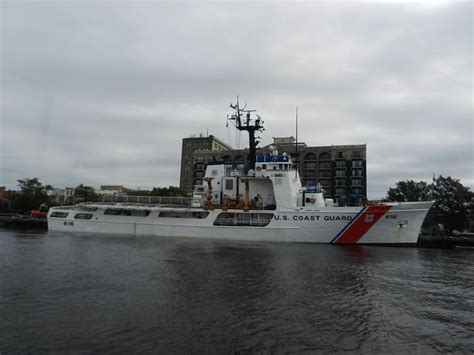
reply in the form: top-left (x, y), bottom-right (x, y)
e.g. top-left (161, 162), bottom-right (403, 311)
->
top-left (1, 1), bottom-right (472, 198)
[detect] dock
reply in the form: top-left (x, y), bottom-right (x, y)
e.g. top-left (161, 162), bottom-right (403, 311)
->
top-left (418, 233), bottom-right (474, 248)
top-left (0, 215), bottom-right (48, 229)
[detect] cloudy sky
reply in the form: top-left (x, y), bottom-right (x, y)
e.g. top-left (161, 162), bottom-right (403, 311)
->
top-left (1, 0), bottom-right (472, 199)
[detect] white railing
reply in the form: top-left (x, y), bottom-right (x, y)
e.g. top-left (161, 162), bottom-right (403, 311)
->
top-left (98, 195), bottom-right (192, 205)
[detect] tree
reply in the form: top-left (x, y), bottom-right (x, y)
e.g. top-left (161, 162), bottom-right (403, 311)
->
top-left (386, 176), bottom-right (473, 233)
top-left (150, 186), bottom-right (189, 197)
top-left (10, 178), bottom-right (51, 214)
top-left (431, 176), bottom-right (473, 233)
top-left (386, 180), bottom-right (431, 202)
top-left (74, 184), bottom-right (98, 202)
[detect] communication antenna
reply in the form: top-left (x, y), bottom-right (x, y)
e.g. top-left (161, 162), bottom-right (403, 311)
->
top-left (227, 96), bottom-right (265, 170)
top-left (295, 106), bottom-right (298, 178)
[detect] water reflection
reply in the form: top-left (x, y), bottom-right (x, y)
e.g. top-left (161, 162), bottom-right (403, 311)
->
top-left (0, 230), bottom-right (472, 353)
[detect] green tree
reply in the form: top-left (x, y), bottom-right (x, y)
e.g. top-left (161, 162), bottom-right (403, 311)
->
top-left (386, 180), bottom-right (431, 202)
top-left (386, 176), bottom-right (473, 233)
top-left (10, 178), bottom-right (51, 214)
top-left (74, 184), bottom-right (98, 202)
top-left (150, 186), bottom-right (188, 197)
top-left (431, 176), bottom-right (473, 233)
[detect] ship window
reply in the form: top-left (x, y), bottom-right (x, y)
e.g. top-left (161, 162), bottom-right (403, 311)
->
top-left (262, 164), bottom-right (266, 169)
top-left (74, 213), bottom-right (93, 220)
top-left (158, 211), bottom-right (209, 219)
top-left (213, 212), bottom-right (273, 227)
top-left (225, 179), bottom-right (233, 190)
top-left (131, 210), bottom-right (151, 217)
top-left (50, 212), bottom-right (69, 218)
top-left (104, 208), bottom-right (150, 217)
top-left (78, 206), bottom-right (97, 212)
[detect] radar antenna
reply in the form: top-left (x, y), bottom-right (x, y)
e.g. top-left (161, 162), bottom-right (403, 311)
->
top-left (227, 96), bottom-right (265, 171)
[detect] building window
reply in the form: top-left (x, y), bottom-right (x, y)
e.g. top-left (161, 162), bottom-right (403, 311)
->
top-left (336, 152), bottom-right (345, 159)
top-left (352, 178), bottom-right (362, 187)
top-left (352, 151), bottom-right (362, 159)
top-left (352, 160), bottom-right (363, 168)
top-left (335, 188), bottom-right (345, 196)
top-left (336, 179), bottom-right (346, 186)
top-left (304, 179), bottom-right (316, 186)
top-left (304, 153), bottom-right (316, 160)
top-left (304, 162), bottom-right (316, 169)
top-left (319, 162), bottom-right (330, 169)
top-left (335, 160), bottom-right (346, 168)
top-left (319, 152), bottom-right (330, 160)
top-left (336, 170), bottom-right (346, 178)
top-left (320, 179), bottom-right (331, 188)
top-left (319, 171), bottom-right (330, 178)
top-left (304, 170), bottom-right (316, 178)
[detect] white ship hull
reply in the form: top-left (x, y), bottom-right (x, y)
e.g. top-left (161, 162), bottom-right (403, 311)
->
top-left (47, 201), bottom-right (432, 244)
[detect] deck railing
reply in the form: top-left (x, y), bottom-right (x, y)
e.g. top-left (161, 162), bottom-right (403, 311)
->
top-left (98, 195), bottom-right (192, 205)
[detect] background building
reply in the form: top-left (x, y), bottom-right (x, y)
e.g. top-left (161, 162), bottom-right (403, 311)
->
top-left (180, 134), bottom-right (232, 191)
top-left (180, 135), bottom-right (367, 205)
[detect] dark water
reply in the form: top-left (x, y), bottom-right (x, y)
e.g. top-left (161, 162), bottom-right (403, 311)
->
top-left (1, 229), bottom-right (473, 354)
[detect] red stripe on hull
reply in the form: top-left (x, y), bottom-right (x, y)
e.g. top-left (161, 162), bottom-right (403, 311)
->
top-left (335, 205), bottom-right (392, 244)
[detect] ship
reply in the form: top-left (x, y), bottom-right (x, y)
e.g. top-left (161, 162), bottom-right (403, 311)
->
top-left (48, 100), bottom-right (433, 244)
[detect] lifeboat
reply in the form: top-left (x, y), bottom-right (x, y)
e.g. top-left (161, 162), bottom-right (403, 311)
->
top-left (31, 204), bottom-right (49, 218)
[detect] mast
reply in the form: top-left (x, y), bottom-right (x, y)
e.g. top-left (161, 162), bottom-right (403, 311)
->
top-left (228, 97), bottom-right (265, 171)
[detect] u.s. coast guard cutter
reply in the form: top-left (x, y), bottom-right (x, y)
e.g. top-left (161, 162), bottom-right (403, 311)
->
top-left (48, 101), bottom-right (433, 244)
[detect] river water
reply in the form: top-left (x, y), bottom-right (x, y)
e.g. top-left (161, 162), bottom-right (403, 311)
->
top-left (1, 229), bottom-right (473, 353)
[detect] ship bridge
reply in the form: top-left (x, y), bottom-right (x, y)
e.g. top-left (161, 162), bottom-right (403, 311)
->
top-left (255, 154), bottom-right (294, 172)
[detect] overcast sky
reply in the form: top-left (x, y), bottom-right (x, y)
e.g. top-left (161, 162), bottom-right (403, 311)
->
top-left (1, 1), bottom-right (472, 199)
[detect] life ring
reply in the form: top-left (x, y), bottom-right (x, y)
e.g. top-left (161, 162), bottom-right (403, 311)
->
top-left (310, 198), bottom-right (316, 204)
top-left (256, 166), bottom-right (262, 171)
